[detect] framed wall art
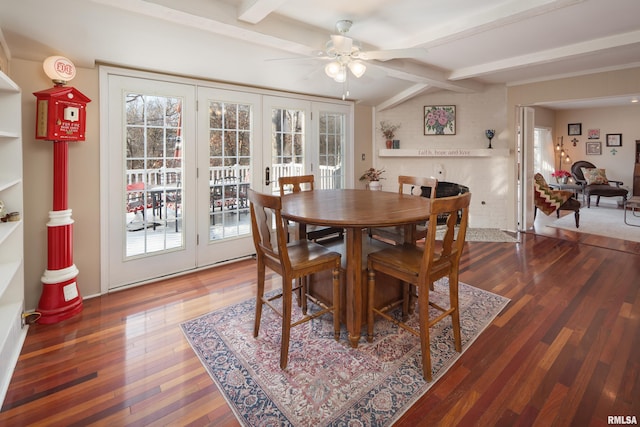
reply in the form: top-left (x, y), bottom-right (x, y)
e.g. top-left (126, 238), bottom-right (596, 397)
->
top-left (424, 105), bottom-right (456, 135)
top-left (587, 129), bottom-right (600, 139)
top-left (606, 133), bottom-right (622, 147)
top-left (585, 141), bottom-right (601, 155)
top-left (568, 123), bottom-right (582, 135)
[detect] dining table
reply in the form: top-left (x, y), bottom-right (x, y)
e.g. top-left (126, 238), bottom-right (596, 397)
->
top-left (280, 188), bottom-right (432, 347)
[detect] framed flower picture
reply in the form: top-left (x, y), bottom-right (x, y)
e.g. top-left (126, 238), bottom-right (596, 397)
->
top-left (424, 105), bottom-right (456, 135)
top-left (587, 128), bottom-right (600, 139)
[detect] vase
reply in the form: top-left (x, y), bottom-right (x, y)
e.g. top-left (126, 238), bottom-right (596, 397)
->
top-left (386, 140), bottom-right (392, 149)
top-left (368, 181), bottom-right (382, 191)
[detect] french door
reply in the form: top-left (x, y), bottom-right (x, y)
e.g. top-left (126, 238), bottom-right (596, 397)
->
top-left (196, 87), bottom-right (262, 265)
top-left (104, 74), bottom-right (197, 289)
top-left (102, 69), bottom-right (351, 290)
top-left (261, 96), bottom-right (351, 194)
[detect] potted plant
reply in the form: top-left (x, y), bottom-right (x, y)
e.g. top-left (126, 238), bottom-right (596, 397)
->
top-left (379, 121), bottom-right (400, 149)
top-left (551, 170), bottom-right (572, 184)
top-left (360, 167), bottom-right (385, 190)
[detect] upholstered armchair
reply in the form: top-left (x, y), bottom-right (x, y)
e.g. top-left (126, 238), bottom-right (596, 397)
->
top-left (570, 161), bottom-right (628, 208)
top-left (533, 173), bottom-right (580, 227)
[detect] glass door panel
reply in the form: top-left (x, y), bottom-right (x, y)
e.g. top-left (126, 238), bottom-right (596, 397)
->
top-left (269, 104), bottom-right (307, 195)
top-left (197, 88), bottom-right (261, 267)
top-left (124, 94), bottom-right (184, 256)
top-left (317, 109), bottom-right (346, 189)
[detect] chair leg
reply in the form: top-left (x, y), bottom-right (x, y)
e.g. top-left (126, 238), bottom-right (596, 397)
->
top-left (596, 195), bottom-right (601, 206)
top-left (574, 210), bottom-right (580, 228)
top-left (253, 260), bottom-right (265, 338)
top-left (448, 273), bottom-right (462, 353)
top-left (367, 266), bottom-right (375, 343)
top-left (417, 282), bottom-right (432, 382)
top-left (280, 276), bottom-right (293, 369)
top-left (332, 264), bottom-right (340, 341)
top-left (402, 282), bottom-right (410, 321)
top-left (301, 277), bottom-right (308, 315)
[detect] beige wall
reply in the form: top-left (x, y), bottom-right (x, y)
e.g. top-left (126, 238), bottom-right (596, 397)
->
top-left (554, 107), bottom-right (637, 189)
top-left (12, 59), bottom-right (101, 310)
top-left (353, 104), bottom-right (373, 188)
top-left (507, 66), bottom-right (640, 227)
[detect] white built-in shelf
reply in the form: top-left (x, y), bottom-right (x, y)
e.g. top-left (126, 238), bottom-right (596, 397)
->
top-left (379, 148), bottom-right (510, 158)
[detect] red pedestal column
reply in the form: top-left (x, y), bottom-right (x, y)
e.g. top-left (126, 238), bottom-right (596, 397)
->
top-left (37, 140), bottom-right (83, 324)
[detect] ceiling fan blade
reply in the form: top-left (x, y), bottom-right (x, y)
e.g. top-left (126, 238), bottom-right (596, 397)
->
top-left (358, 48), bottom-right (426, 61)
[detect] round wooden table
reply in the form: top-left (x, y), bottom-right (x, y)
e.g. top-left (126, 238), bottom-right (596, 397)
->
top-left (281, 189), bottom-right (431, 347)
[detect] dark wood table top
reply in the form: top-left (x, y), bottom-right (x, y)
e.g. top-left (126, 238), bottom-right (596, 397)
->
top-left (280, 189), bottom-right (431, 227)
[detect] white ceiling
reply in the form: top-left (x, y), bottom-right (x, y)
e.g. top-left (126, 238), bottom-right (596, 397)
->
top-left (1, 0), bottom-right (639, 108)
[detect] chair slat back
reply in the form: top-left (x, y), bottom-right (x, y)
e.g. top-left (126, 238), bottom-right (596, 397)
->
top-left (398, 175), bottom-right (438, 198)
top-left (248, 189), bottom-right (291, 270)
top-left (420, 192), bottom-right (471, 280)
top-left (279, 175), bottom-right (315, 195)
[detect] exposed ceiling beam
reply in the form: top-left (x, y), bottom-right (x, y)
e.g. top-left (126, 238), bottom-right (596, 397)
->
top-left (449, 30), bottom-right (640, 80)
top-left (370, 60), bottom-right (483, 93)
top-left (238, 0), bottom-right (288, 24)
top-left (376, 84), bottom-right (432, 111)
top-left (391, 0), bottom-right (584, 50)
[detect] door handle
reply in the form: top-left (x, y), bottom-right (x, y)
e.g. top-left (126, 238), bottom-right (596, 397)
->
top-left (265, 166), bottom-right (271, 186)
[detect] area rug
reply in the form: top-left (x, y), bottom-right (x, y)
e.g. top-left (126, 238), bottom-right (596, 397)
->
top-left (547, 202), bottom-right (640, 242)
top-left (181, 279), bottom-right (510, 426)
top-left (436, 227), bottom-right (518, 243)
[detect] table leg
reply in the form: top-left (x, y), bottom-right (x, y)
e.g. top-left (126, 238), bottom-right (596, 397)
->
top-left (345, 227), bottom-right (363, 348)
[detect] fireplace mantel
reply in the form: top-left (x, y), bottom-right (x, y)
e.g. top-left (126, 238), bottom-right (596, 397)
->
top-left (379, 148), bottom-right (510, 158)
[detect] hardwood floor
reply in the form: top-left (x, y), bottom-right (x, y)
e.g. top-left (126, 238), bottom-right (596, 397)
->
top-left (1, 225), bottom-right (638, 426)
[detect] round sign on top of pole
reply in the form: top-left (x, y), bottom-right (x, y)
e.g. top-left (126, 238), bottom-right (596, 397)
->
top-left (43, 56), bottom-right (76, 84)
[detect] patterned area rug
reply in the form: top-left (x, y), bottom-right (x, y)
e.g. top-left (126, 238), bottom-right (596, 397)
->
top-left (181, 279), bottom-right (509, 426)
top-left (436, 227), bottom-right (518, 242)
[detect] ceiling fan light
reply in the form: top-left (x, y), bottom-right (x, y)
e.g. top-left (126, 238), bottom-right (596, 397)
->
top-left (348, 61), bottom-right (366, 78)
top-left (334, 66), bottom-right (347, 83)
top-left (325, 61), bottom-right (341, 78)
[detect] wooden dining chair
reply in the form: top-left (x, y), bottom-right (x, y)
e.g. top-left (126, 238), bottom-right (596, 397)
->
top-left (367, 192), bottom-right (471, 381)
top-left (279, 175), bottom-right (343, 242)
top-left (248, 189), bottom-right (342, 369)
top-left (369, 175), bottom-right (438, 244)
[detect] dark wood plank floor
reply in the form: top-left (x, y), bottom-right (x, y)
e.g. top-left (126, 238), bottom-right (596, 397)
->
top-left (1, 223), bottom-right (639, 426)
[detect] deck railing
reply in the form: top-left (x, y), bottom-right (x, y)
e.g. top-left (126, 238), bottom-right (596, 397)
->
top-left (125, 164), bottom-right (342, 189)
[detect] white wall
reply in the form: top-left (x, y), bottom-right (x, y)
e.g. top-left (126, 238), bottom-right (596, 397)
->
top-left (373, 84), bottom-right (511, 229)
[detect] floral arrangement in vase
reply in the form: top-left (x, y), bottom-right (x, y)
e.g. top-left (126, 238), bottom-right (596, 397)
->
top-left (551, 170), bottom-right (572, 183)
top-left (379, 121), bottom-right (400, 148)
top-left (359, 167), bottom-right (385, 182)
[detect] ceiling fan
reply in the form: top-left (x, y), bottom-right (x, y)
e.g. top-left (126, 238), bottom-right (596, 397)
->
top-left (318, 20), bottom-right (425, 84)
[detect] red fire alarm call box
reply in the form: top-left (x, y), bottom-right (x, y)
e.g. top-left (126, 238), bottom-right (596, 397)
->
top-left (33, 86), bottom-right (91, 141)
